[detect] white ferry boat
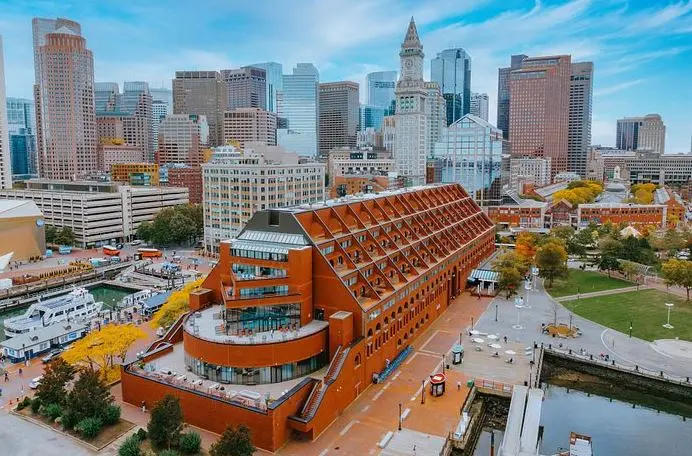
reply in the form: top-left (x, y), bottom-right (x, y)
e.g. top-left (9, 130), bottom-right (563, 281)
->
top-left (3, 287), bottom-right (103, 338)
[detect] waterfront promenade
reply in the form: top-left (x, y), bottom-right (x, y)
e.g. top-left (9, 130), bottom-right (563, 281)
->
top-left (474, 279), bottom-right (692, 380)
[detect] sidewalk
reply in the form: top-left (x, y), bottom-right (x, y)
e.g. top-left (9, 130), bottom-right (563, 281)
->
top-left (554, 285), bottom-right (644, 301)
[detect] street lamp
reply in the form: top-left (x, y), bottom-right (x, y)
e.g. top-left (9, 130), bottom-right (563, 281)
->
top-left (629, 322), bottom-right (633, 338)
top-left (524, 279), bottom-right (532, 309)
top-left (398, 403), bottom-right (402, 431)
top-left (495, 302), bottom-right (498, 322)
top-left (421, 380), bottom-right (425, 404)
top-left (513, 296), bottom-right (524, 330)
top-left (663, 303), bottom-right (674, 329)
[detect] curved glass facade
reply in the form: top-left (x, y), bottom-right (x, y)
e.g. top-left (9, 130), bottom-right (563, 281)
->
top-left (184, 350), bottom-right (327, 385)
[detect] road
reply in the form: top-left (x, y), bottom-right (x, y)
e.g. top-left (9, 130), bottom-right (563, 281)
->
top-left (474, 278), bottom-right (692, 379)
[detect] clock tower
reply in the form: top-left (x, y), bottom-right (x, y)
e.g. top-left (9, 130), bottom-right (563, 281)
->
top-left (399, 17), bottom-right (424, 81)
top-left (394, 17), bottom-right (428, 186)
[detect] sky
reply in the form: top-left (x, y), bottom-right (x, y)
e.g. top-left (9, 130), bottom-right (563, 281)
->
top-left (1, 0), bottom-right (691, 152)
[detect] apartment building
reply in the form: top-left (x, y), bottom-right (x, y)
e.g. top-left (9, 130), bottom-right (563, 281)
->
top-left (110, 163), bottom-right (159, 186)
top-left (222, 108), bottom-right (277, 148)
top-left (202, 144), bottom-right (325, 252)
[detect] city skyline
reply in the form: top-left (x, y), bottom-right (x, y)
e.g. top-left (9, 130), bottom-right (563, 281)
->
top-left (0, 1), bottom-right (691, 151)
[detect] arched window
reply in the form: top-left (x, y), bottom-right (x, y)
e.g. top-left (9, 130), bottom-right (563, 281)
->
top-left (375, 323), bottom-right (381, 332)
top-left (354, 353), bottom-right (362, 367)
top-left (367, 328), bottom-right (373, 338)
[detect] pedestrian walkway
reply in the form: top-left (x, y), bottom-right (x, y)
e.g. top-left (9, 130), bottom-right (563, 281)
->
top-left (277, 294), bottom-right (491, 456)
top-left (554, 285), bottom-right (644, 301)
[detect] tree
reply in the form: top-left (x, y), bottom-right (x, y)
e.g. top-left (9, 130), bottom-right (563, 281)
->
top-left (663, 229), bottom-right (685, 256)
top-left (62, 324), bottom-right (147, 382)
top-left (551, 226), bottom-right (575, 243)
top-left (65, 368), bottom-right (113, 425)
top-left (598, 236), bottom-right (622, 258)
top-left (148, 395), bottom-right (184, 449)
top-left (570, 228), bottom-right (595, 256)
top-left (209, 425), bottom-right (255, 456)
top-left (144, 205), bottom-right (204, 246)
top-left (150, 278), bottom-right (205, 329)
top-left (136, 221), bottom-right (153, 242)
top-left (515, 232), bottom-right (539, 262)
top-left (597, 254), bottom-right (620, 278)
top-left (620, 260), bottom-right (640, 283)
top-left (536, 239), bottom-right (568, 287)
top-left (662, 259), bottom-right (692, 301)
top-left (496, 265), bottom-right (522, 299)
top-left (45, 225), bottom-right (58, 244)
top-left (35, 358), bottom-right (75, 407)
top-left (493, 251), bottom-right (530, 276)
top-left (55, 227), bottom-right (76, 246)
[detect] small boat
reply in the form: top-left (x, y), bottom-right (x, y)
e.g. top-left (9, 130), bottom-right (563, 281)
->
top-left (3, 287), bottom-right (103, 338)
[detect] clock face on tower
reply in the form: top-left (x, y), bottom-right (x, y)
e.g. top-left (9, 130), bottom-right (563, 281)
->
top-left (405, 59), bottom-right (413, 69)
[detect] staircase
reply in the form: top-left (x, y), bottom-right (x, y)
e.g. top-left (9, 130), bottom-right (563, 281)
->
top-left (293, 345), bottom-right (350, 424)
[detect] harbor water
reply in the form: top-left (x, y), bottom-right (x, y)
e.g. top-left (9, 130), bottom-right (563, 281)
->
top-left (473, 384), bottom-right (692, 456)
top-left (0, 284), bottom-right (140, 341)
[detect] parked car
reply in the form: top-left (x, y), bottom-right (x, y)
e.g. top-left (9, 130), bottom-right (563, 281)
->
top-left (116, 243), bottom-right (124, 249)
top-left (130, 240), bottom-right (142, 246)
top-left (29, 376), bottom-right (43, 389)
top-left (41, 349), bottom-right (64, 364)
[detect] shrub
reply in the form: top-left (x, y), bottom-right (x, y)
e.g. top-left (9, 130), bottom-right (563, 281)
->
top-left (136, 428), bottom-right (147, 441)
top-left (102, 404), bottom-right (121, 425)
top-left (42, 403), bottom-right (62, 421)
top-left (76, 416), bottom-right (103, 439)
top-left (180, 431), bottom-right (202, 454)
top-left (158, 450), bottom-right (180, 456)
top-left (16, 397), bottom-right (32, 410)
top-left (61, 408), bottom-right (79, 430)
top-left (118, 434), bottom-right (141, 456)
top-left (31, 397), bottom-right (42, 414)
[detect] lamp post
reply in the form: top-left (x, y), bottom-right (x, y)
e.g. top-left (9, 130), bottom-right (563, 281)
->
top-left (524, 279), bottom-right (532, 309)
top-left (629, 322), bottom-right (633, 338)
top-left (663, 303), bottom-right (674, 329)
top-left (398, 403), bottom-right (402, 431)
top-left (513, 296), bottom-right (524, 330)
top-left (421, 380), bottom-right (425, 404)
top-left (495, 302), bottom-right (498, 322)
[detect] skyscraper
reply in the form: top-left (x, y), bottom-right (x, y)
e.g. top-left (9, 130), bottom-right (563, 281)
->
top-left (431, 48), bottom-right (472, 125)
top-left (568, 62), bottom-right (593, 177)
top-left (173, 71), bottom-right (226, 147)
top-left (249, 62), bottom-right (283, 113)
top-left (394, 18), bottom-right (428, 185)
top-left (221, 67), bottom-right (267, 110)
top-left (6, 98), bottom-right (38, 177)
top-left (0, 36), bottom-right (11, 188)
top-left (223, 108), bottom-right (277, 148)
top-left (277, 63), bottom-right (319, 156)
top-left (318, 81), bottom-right (359, 155)
top-left (425, 82), bottom-right (446, 158)
top-left (359, 105), bottom-right (386, 131)
top-left (157, 114), bottom-right (207, 166)
top-left (470, 92), bottom-right (489, 122)
top-left (365, 70), bottom-right (397, 111)
top-left (150, 87), bottom-right (172, 112)
top-left (152, 100), bottom-right (169, 153)
top-left (616, 114), bottom-right (665, 154)
top-left (33, 17), bottom-right (97, 179)
top-left (94, 82), bottom-right (154, 161)
top-left (496, 54), bottom-right (527, 139)
top-left (509, 55), bottom-right (571, 177)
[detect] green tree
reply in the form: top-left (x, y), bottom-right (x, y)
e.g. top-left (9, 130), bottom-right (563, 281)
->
top-left (55, 227), bottom-right (76, 246)
top-left (65, 368), bottom-right (113, 424)
top-left (663, 229), bottom-right (685, 256)
top-left (148, 394), bottom-right (184, 449)
top-left (662, 259), bottom-right (692, 301)
top-left (35, 358), bottom-right (75, 407)
top-left (209, 425), bottom-right (255, 456)
top-left (136, 221), bottom-right (153, 242)
top-left (496, 265), bottom-right (522, 299)
top-left (597, 254), bottom-right (620, 278)
top-left (45, 225), bottom-right (57, 244)
top-left (536, 239), bottom-right (568, 287)
top-left (620, 260), bottom-right (640, 282)
top-left (550, 226), bottom-right (575, 243)
top-left (493, 251), bottom-right (529, 277)
top-left (598, 236), bottom-right (622, 258)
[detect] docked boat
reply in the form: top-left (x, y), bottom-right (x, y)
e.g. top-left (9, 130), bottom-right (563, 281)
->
top-left (3, 287), bottom-right (103, 338)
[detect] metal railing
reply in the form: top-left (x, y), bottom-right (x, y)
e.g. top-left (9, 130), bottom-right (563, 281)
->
top-left (543, 346), bottom-right (692, 386)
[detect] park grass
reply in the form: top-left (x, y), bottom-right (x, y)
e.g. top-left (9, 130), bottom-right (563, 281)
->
top-left (546, 269), bottom-right (632, 298)
top-left (562, 289), bottom-right (692, 342)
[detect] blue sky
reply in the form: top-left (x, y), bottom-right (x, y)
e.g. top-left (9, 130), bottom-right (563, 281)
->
top-left (1, 0), bottom-right (691, 151)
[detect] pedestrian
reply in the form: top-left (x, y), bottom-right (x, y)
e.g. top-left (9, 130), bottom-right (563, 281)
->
top-left (503, 336), bottom-right (508, 344)
top-left (4, 372), bottom-right (8, 382)
top-left (141, 400), bottom-right (146, 412)
top-left (18, 368), bottom-right (22, 376)
top-left (457, 381), bottom-right (461, 391)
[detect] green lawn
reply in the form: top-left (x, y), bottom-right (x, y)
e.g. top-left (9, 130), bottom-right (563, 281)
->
top-left (546, 269), bottom-right (632, 298)
top-left (562, 289), bottom-right (692, 342)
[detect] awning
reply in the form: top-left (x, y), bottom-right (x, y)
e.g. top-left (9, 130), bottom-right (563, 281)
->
top-left (468, 268), bottom-right (499, 283)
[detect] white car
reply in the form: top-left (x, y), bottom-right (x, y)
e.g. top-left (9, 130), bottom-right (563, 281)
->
top-left (131, 240), bottom-right (142, 246)
top-left (29, 376), bottom-right (43, 389)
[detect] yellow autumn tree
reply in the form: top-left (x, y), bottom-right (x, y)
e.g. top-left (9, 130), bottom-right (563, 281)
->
top-left (62, 323), bottom-right (147, 382)
top-left (515, 232), bottom-right (539, 262)
top-left (150, 278), bottom-right (205, 329)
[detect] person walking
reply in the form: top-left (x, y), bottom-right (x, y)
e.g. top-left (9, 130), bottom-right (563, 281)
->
top-left (3, 372), bottom-right (8, 382)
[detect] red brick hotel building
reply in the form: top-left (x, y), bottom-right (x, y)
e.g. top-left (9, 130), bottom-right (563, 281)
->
top-left (121, 183), bottom-right (495, 451)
